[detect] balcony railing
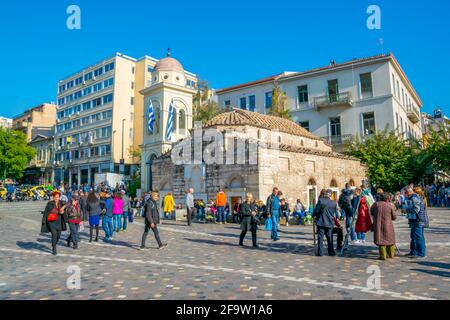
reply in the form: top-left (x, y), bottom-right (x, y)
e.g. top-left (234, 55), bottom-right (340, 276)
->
top-left (406, 104), bottom-right (420, 124)
top-left (321, 134), bottom-right (353, 145)
top-left (314, 92), bottom-right (354, 110)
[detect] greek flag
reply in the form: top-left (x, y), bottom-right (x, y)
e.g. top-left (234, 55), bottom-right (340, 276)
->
top-left (147, 101), bottom-right (155, 134)
top-left (166, 100), bottom-right (175, 141)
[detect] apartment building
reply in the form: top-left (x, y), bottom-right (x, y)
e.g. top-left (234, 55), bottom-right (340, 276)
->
top-left (216, 53), bottom-right (422, 152)
top-left (12, 103), bottom-right (57, 142)
top-left (0, 116), bottom-right (12, 129)
top-left (54, 52), bottom-right (197, 186)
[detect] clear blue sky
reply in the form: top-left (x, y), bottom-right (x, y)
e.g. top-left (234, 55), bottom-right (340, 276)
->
top-left (0, 0), bottom-right (449, 118)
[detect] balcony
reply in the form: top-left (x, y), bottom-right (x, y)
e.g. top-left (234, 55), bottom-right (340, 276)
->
top-left (321, 134), bottom-right (353, 146)
top-left (314, 92), bottom-right (354, 110)
top-left (406, 104), bottom-right (420, 124)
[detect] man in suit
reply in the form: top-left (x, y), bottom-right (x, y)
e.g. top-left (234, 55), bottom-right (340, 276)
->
top-left (140, 192), bottom-right (167, 250)
top-left (313, 189), bottom-right (337, 257)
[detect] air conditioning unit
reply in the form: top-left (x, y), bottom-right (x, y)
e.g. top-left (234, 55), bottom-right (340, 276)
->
top-left (92, 76), bottom-right (97, 81)
top-left (82, 81), bottom-right (86, 86)
top-left (56, 119), bottom-right (60, 123)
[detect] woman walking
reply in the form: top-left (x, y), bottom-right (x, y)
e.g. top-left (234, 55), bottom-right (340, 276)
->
top-left (354, 194), bottom-right (373, 243)
top-left (41, 191), bottom-right (67, 255)
top-left (66, 195), bottom-right (83, 249)
top-left (239, 193), bottom-right (259, 248)
top-left (113, 193), bottom-right (124, 233)
top-left (86, 192), bottom-right (102, 242)
top-left (370, 193), bottom-right (397, 260)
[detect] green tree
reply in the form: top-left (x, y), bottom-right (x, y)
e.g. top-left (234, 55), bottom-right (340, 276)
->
top-left (268, 83), bottom-right (291, 119)
top-left (424, 125), bottom-right (450, 174)
top-left (345, 129), bottom-right (425, 192)
top-left (193, 80), bottom-right (223, 124)
top-left (0, 128), bottom-right (36, 181)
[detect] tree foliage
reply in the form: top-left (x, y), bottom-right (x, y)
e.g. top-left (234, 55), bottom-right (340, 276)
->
top-left (424, 125), bottom-right (450, 174)
top-left (268, 83), bottom-right (291, 119)
top-left (193, 80), bottom-right (223, 124)
top-left (0, 128), bottom-right (36, 180)
top-left (345, 129), bottom-right (424, 192)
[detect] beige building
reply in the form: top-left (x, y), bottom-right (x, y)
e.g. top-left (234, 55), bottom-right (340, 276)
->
top-left (24, 134), bottom-right (55, 185)
top-left (54, 52), bottom-right (197, 186)
top-left (0, 117), bottom-right (12, 129)
top-left (151, 109), bottom-right (367, 210)
top-left (12, 103), bottom-right (56, 142)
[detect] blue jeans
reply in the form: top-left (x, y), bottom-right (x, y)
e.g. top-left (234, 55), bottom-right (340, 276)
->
top-left (122, 212), bottom-right (128, 230)
top-left (196, 208), bottom-right (205, 221)
top-left (345, 215), bottom-right (356, 241)
top-left (216, 206), bottom-right (225, 223)
top-left (113, 214), bottom-right (122, 231)
top-left (271, 213), bottom-right (279, 240)
top-left (357, 232), bottom-right (366, 241)
top-left (410, 222), bottom-right (426, 257)
top-left (102, 215), bottom-right (113, 239)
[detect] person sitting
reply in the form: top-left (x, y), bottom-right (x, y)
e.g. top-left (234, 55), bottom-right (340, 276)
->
top-left (292, 199), bottom-right (306, 225)
top-left (280, 198), bottom-right (291, 226)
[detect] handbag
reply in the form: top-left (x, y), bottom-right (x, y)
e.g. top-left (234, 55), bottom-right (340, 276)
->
top-left (47, 208), bottom-right (59, 222)
top-left (265, 217), bottom-right (273, 231)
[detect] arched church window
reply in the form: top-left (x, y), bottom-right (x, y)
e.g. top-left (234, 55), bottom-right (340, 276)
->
top-left (173, 108), bottom-right (178, 133)
top-left (330, 179), bottom-right (338, 188)
top-left (179, 109), bottom-right (186, 131)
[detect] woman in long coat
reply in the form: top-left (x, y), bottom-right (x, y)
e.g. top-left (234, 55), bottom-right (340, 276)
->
top-left (370, 192), bottom-right (397, 260)
top-left (41, 191), bottom-right (67, 255)
top-left (355, 194), bottom-right (373, 243)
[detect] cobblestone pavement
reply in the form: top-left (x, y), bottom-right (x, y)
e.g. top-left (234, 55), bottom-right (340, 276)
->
top-left (0, 202), bottom-right (449, 300)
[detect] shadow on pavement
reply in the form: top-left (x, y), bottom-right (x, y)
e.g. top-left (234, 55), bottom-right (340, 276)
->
top-left (410, 268), bottom-right (450, 278)
top-left (414, 261), bottom-right (450, 270)
top-left (16, 241), bottom-right (52, 254)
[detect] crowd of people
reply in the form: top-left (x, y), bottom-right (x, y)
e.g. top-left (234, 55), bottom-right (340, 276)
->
top-left (39, 180), bottom-right (435, 261)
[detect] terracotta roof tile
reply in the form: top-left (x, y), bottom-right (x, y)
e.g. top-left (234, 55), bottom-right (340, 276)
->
top-left (204, 109), bottom-right (323, 141)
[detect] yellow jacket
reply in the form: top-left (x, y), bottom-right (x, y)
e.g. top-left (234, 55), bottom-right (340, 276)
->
top-left (163, 194), bottom-right (175, 212)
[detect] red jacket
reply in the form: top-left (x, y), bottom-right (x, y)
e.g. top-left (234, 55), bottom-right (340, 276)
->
top-left (355, 196), bottom-right (373, 233)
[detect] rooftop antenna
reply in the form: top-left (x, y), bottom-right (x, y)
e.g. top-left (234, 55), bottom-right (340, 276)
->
top-left (167, 47), bottom-right (171, 57)
top-left (378, 38), bottom-right (385, 54)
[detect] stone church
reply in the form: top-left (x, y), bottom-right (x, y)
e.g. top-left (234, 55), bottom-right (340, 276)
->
top-left (140, 54), bottom-right (366, 209)
top-left (151, 109), bottom-right (367, 210)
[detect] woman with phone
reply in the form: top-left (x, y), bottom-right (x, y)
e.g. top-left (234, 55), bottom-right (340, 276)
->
top-left (41, 190), bottom-right (67, 255)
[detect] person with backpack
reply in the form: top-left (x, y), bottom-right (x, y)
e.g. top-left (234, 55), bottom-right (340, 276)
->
top-left (140, 192), bottom-right (167, 250)
top-left (86, 192), bottom-right (103, 243)
top-left (339, 183), bottom-right (354, 241)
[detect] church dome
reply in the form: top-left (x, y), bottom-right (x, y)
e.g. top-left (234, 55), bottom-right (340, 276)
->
top-left (154, 56), bottom-right (184, 73)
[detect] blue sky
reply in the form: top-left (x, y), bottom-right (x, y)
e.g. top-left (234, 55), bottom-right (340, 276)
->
top-left (0, 0), bottom-right (449, 118)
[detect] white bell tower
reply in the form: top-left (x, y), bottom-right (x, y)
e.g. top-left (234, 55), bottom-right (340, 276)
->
top-left (140, 50), bottom-right (196, 191)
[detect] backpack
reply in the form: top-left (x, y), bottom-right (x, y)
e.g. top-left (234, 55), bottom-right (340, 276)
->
top-left (338, 193), bottom-right (348, 208)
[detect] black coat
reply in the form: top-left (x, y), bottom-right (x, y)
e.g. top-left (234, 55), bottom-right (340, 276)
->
top-left (240, 202), bottom-right (258, 231)
top-left (145, 199), bottom-right (161, 226)
top-left (313, 197), bottom-right (337, 228)
top-left (41, 200), bottom-right (68, 233)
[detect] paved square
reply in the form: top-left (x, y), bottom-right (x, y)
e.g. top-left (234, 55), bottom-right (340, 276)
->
top-left (0, 202), bottom-right (449, 300)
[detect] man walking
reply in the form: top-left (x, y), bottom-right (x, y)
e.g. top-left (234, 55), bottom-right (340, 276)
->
top-left (102, 191), bottom-right (114, 241)
top-left (313, 189), bottom-right (337, 257)
top-left (186, 188), bottom-right (195, 226)
top-left (121, 190), bottom-right (130, 231)
top-left (141, 192), bottom-right (167, 250)
top-left (216, 188), bottom-right (227, 224)
top-left (266, 187), bottom-right (281, 241)
top-left (404, 186), bottom-right (428, 259)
